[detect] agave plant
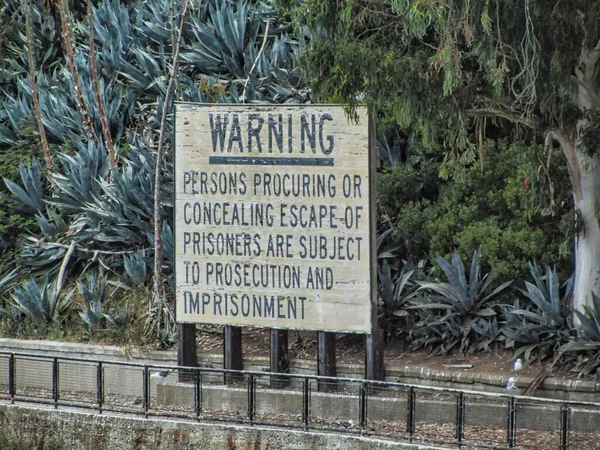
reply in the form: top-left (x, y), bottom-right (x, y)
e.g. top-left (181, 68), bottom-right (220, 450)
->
top-left (78, 273), bottom-right (107, 330)
top-left (410, 249), bottom-right (511, 354)
top-left (413, 249), bottom-right (512, 315)
top-left (0, 268), bottom-right (19, 295)
top-left (376, 222), bottom-right (401, 262)
top-left (559, 292), bottom-right (600, 375)
top-left (3, 159), bottom-right (45, 213)
top-left (410, 315), bottom-right (503, 355)
top-left (123, 250), bottom-right (148, 287)
top-left (0, 268), bottom-right (20, 316)
top-left (48, 141), bottom-right (110, 213)
top-left (105, 303), bottom-right (132, 329)
top-left (10, 274), bottom-right (72, 324)
top-left (0, 0), bottom-right (308, 344)
top-left (377, 258), bottom-right (424, 340)
top-left (503, 262), bottom-right (573, 362)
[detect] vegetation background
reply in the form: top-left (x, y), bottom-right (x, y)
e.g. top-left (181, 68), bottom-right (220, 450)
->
top-left (0, 0), bottom-right (599, 376)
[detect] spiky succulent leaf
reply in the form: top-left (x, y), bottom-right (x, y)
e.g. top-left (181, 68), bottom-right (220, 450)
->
top-left (105, 303), bottom-right (132, 328)
top-left (3, 159), bottom-right (45, 212)
top-left (411, 249), bottom-right (510, 355)
top-left (123, 250), bottom-right (148, 287)
top-left (10, 274), bottom-right (70, 323)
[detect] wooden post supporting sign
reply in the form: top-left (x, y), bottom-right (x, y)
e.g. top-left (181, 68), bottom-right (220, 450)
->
top-left (224, 325), bottom-right (243, 384)
top-left (317, 331), bottom-right (336, 391)
top-left (366, 113), bottom-right (385, 382)
top-left (177, 323), bottom-right (197, 382)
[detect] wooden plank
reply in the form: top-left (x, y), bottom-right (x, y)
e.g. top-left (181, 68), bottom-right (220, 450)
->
top-left (365, 112), bottom-right (385, 381)
top-left (223, 325), bottom-right (243, 385)
top-left (177, 323), bottom-right (197, 382)
top-left (317, 331), bottom-right (336, 391)
top-left (270, 329), bottom-right (289, 388)
top-left (174, 104), bottom-right (372, 333)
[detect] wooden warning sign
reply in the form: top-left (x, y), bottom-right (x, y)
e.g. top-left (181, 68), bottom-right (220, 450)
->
top-left (174, 104), bottom-right (373, 333)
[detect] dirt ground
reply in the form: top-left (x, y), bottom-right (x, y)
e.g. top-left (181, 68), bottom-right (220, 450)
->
top-left (195, 326), bottom-right (582, 380)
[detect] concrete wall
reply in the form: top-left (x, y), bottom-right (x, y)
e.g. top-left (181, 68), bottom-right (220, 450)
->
top-left (0, 338), bottom-right (599, 437)
top-left (0, 403), bottom-right (445, 450)
top-left (156, 381), bottom-right (600, 433)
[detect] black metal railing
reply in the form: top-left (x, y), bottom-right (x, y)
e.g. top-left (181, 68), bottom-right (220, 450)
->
top-left (0, 351), bottom-right (599, 450)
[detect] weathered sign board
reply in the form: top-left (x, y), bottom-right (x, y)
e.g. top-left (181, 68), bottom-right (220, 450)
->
top-left (174, 104), bottom-right (373, 333)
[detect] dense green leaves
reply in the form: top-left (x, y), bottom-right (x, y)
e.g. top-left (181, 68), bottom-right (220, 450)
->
top-left (378, 140), bottom-right (573, 280)
top-left (287, 0), bottom-right (600, 140)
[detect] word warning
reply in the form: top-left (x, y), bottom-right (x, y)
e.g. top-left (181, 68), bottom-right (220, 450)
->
top-left (174, 104), bottom-right (372, 333)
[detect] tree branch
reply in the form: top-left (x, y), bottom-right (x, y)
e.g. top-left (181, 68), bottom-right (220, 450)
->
top-left (153, 0), bottom-right (190, 330)
top-left (571, 75), bottom-right (600, 110)
top-left (56, 0), bottom-right (94, 141)
top-left (36, 240), bottom-right (151, 255)
top-left (24, 0), bottom-right (52, 169)
top-left (466, 108), bottom-right (536, 129)
top-left (56, 240), bottom-right (75, 294)
top-left (88, 0), bottom-right (116, 167)
top-left (548, 129), bottom-right (581, 201)
top-left (243, 19), bottom-right (271, 97)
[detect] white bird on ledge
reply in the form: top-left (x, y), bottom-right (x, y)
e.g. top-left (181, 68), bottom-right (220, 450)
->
top-left (513, 358), bottom-right (523, 372)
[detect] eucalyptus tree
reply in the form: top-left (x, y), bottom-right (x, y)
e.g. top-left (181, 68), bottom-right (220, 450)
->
top-left (285, 0), bottom-right (600, 321)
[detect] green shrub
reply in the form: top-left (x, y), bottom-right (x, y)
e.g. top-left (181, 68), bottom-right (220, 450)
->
top-left (377, 140), bottom-right (573, 280)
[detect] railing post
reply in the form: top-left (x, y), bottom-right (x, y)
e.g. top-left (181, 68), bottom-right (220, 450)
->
top-left (456, 392), bottom-right (465, 448)
top-left (52, 357), bottom-right (59, 409)
top-left (194, 370), bottom-right (202, 421)
top-left (97, 361), bottom-right (103, 414)
top-left (247, 374), bottom-right (255, 425)
top-left (359, 381), bottom-right (368, 434)
top-left (560, 404), bottom-right (570, 450)
top-left (406, 386), bottom-right (415, 442)
top-left (270, 329), bottom-right (289, 388)
top-left (142, 365), bottom-right (149, 418)
top-left (302, 377), bottom-right (310, 430)
top-left (507, 396), bottom-right (516, 448)
top-left (8, 353), bottom-right (15, 404)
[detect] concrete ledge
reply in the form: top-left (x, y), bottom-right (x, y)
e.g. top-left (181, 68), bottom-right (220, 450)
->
top-left (0, 403), bottom-right (444, 450)
top-left (0, 338), bottom-right (178, 363)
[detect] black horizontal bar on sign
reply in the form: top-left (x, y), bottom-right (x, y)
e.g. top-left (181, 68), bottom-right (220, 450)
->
top-left (209, 156), bottom-right (334, 166)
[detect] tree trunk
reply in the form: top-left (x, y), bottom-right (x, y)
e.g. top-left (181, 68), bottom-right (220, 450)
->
top-left (560, 39), bottom-right (600, 325)
top-left (572, 156), bottom-right (600, 324)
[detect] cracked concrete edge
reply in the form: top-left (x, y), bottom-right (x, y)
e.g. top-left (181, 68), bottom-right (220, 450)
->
top-left (0, 403), bottom-right (447, 450)
top-left (0, 338), bottom-right (596, 394)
